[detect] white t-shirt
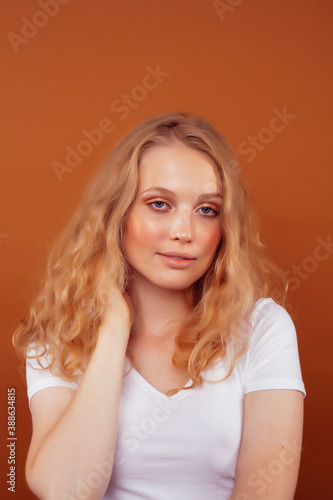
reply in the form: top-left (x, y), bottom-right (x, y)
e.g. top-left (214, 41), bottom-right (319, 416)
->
top-left (26, 298), bottom-right (306, 500)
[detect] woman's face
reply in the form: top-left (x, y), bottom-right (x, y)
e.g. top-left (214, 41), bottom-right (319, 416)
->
top-left (123, 142), bottom-right (223, 291)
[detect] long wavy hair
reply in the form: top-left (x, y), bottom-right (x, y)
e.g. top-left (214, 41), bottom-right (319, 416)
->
top-left (13, 112), bottom-right (287, 395)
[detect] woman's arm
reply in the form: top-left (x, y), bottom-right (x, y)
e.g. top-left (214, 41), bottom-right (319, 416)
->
top-left (26, 290), bottom-right (131, 500)
top-left (230, 389), bottom-right (304, 500)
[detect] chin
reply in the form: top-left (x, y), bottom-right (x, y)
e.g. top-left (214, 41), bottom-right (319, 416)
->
top-left (154, 278), bottom-right (199, 291)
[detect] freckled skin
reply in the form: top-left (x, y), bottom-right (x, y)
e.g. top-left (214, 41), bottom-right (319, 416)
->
top-left (123, 143), bottom-right (223, 291)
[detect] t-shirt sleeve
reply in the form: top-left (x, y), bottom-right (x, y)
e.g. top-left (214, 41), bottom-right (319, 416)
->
top-left (26, 346), bottom-right (80, 411)
top-left (236, 298), bottom-right (306, 396)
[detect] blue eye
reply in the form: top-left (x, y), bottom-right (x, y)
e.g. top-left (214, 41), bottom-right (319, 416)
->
top-left (150, 201), bottom-right (168, 210)
top-left (198, 206), bottom-right (218, 216)
top-left (148, 201), bottom-right (218, 216)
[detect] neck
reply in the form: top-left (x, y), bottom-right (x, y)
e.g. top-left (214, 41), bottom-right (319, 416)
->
top-left (128, 273), bottom-right (192, 339)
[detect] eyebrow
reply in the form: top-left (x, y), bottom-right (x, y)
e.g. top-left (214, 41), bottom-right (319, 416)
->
top-left (140, 187), bottom-right (223, 203)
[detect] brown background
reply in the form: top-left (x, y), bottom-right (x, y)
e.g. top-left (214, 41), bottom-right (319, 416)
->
top-left (1, 0), bottom-right (332, 498)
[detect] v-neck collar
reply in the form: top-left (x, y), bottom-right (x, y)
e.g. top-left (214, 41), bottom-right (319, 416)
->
top-left (124, 357), bottom-right (193, 402)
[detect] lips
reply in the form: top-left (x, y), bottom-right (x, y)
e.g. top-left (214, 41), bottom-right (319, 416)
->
top-left (157, 252), bottom-right (196, 269)
top-left (158, 252), bottom-right (195, 260)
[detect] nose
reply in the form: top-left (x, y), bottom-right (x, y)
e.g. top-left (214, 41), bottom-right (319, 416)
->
top-left (170, 208), bottom-right (193, 242)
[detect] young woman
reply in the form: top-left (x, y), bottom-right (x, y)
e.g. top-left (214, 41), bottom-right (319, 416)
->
top-left (13, 112), bottom-right (305, 500)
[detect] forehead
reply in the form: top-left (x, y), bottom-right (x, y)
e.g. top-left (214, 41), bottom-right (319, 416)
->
top-left (138, 143), bottom-right (222, 194)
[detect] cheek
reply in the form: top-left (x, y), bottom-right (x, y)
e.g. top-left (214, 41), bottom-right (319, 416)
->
top-left (140, 218), bottom-right (164, 245)
top-left (124, 211), bottom-right (162, 250)
top-left (201, 226), bottom-right (222, 255)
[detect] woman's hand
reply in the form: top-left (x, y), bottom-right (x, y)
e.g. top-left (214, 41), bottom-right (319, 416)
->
top-left (99, 287), bottom-right (134, 339)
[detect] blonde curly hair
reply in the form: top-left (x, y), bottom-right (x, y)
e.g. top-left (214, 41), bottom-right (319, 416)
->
top-left (13, 112), bottom-right (287, 395)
